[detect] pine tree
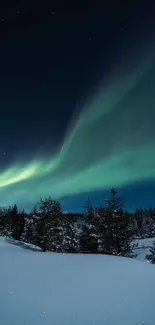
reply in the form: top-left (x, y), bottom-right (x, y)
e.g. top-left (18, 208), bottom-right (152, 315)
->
top-left (133, 207), bottom-right (155, 238)
top-left (10, 205), bottom-right (25, 240)
top-left (19, 210), bottom-right (25, 238)
top-left (134, 208), bottom-right (146, 238)
top-left (145, 207), bottom-right (155, 237)
top-left (22, 214), bottom-right (38, 245)
top-left (63, 219), bottom-right (78, 253)
top-left (94, 206), bottom-right (107, 254)
top-left (0, 207), bottom-right (9, 235)
top-left (103, 188), bottom-right (133, 257)
top-left (37, 197), bottom-right (63, 252)
top-left (62, 212), bottom-right (83, 253)
top-left (80, 198), bottom-right (99, 253)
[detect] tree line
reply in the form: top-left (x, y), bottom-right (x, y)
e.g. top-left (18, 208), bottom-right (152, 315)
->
top-left (0, 188), bottom-right (155, 262)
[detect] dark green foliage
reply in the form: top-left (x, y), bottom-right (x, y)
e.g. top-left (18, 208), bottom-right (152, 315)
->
top-left (133, 207), bottom-right (155, 238)
top-left (37, 197), bottom-right (63, 252)
top-left (134, 208), bottom-right (145, 238)
top-left (94, 207), bottom-right (106, 254)
top-left (102, 188), bottom-right (133, 257)
top-left (80, 197), bottom-right (99, 253)
top-left (0, 207), bottom-right (12, 235)
top-left (22, 212), bottom-right (40, 245)
top-left (63, 220), bottom-right (78, 253)
top-left (11, 205), bottom-right (25, 240)
top-left (1, 187), bottom-right (155, 258)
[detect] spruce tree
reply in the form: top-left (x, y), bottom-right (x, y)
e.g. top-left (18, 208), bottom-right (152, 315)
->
top-left (94, 206), bottom-right (107, 254)
top-left (134, 208), bottom-right (145, 238)
top-left (63, 219), bottom-right (78, 253)
top-left (133, 207), bottom-right (155, 238)
top-left (103, 188), bottom-right (133, 257)
top-left (80, 197), bottom-right (99, 253)
top-left (145, 207), bottom-right (155, 238)
top-left (37, 197), bottom-right (63, 252)
top-left (22, 213), bottom-right (39, 245)
top-left (10, 205), bottom-right (25, 240)
top-left (0, 207), bottom-right (11, 235)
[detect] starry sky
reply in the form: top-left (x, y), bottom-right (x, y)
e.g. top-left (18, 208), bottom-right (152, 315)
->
top-left (0, 1), bottom-right (155, 212)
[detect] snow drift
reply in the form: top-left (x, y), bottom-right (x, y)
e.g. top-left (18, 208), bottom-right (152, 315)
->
top-left (0, 236), bottom-right (155, 325)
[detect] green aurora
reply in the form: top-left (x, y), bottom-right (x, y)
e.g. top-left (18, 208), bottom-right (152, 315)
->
top-left (0, 54), bottom-right (155, 207)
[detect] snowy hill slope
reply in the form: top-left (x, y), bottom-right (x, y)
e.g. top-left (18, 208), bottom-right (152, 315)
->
top-left (1, 236), bottom-right (155, 325)
top-left (5, 236), bottom-right (42, 251)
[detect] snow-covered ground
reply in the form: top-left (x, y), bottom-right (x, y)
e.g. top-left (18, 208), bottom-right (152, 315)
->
top-left (132, 237), bottom-right (155, 261)
top-left (5, 236), bottom-right (42, 251)
top-left (1, 236), bottom-right (155, 324)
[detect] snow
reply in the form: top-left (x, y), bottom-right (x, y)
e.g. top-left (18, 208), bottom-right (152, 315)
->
top-left (1, 236), bottom-right (155, 325)
top-left (5, 236), bottom-right (42, 251)
top-left (132, 237), bottom-right (155, 261)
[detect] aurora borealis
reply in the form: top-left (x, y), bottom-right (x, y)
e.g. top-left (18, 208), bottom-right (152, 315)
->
top-left (1, 54), bottom-right (155, 208)
top-left (0, 2), bottom-right (155, 210)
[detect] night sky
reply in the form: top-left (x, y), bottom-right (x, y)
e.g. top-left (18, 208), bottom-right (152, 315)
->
top-left (0, 1), bottom-right (155, 212)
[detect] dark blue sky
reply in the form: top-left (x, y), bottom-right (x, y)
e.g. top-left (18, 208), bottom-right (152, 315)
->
top-left (0, 1), bottom-right (155, 211)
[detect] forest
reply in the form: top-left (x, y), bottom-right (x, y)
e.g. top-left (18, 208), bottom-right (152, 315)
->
top-left (0, 188), bottom-right (155, 263)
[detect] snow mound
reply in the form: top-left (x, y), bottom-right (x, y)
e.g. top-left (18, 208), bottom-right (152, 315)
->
top-left (0, 236), bottom-right (155, 325)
